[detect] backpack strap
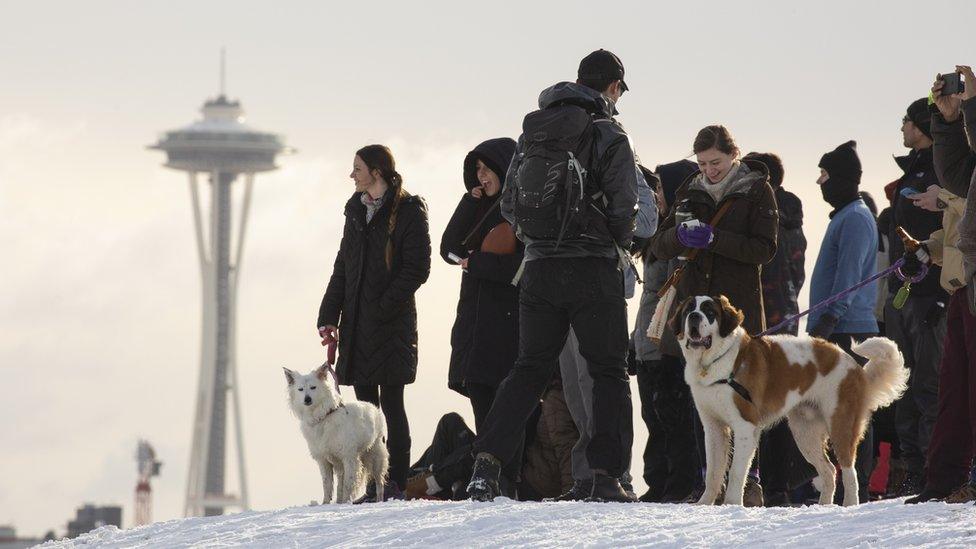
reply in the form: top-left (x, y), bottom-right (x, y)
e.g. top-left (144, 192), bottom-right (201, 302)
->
top-left (555, 152), bottom-right (587, 249)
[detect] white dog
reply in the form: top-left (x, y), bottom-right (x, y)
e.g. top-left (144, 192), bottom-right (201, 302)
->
top-left (669, 295), bottom-right (908, 506)
top-left (284, 365), bottom-right (388, 504)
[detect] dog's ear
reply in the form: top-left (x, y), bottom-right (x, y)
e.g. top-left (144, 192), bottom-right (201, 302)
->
top-left (283, 367), bottom-right (296, 385)
top-left (716, 295), bottom-right (744, 338)
top-left (668, 296), bottom-right (694, 340)
top-left (315, 364), bottom-right (329, 381)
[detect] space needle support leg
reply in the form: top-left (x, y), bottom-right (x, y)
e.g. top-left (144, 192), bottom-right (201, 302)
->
top-left (189, 172), bottom-right (210, 267)
top-left (227, 172), bottom-right (253, 509)
top-left (184, 171), bottom-right (214, 517)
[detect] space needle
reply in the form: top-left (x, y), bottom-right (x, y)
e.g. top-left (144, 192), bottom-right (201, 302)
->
top-left (149, 53), bottom-right (288, 517)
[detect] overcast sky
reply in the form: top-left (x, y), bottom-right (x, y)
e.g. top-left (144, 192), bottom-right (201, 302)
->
top-left (2, 0), bottom-right (975, 537)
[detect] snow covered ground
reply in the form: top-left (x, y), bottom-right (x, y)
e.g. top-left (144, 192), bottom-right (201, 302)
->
top-left (42, 498), bottom-right (976, 548)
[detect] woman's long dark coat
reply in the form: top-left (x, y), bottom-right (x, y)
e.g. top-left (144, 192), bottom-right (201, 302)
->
top-left (318, 189), bottom-right (431, 385)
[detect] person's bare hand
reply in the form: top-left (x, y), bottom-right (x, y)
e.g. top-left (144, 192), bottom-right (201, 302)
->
top-left (470, 186), bottom-right (484, 199)
top-left (932, 74), bottom-right (962, 122)
top-left (459, 257), bottom-right (469, 269)
top-left (909, 184), bottom-right (943, 212)
top-left (958, 65), bottom-right (976, 101)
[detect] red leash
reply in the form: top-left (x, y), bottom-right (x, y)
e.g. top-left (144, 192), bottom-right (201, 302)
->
top-left (325, 341), bottom-right (340, 394)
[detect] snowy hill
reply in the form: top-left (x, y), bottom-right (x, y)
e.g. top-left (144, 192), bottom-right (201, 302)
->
top-left (42, 499), bottom-right (976, 548)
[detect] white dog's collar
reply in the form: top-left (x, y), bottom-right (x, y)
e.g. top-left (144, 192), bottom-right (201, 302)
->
top-left (308, 402), bottom-right (345, 426)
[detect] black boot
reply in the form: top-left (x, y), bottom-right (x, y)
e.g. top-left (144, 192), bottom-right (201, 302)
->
top-left (895, 471), bottom-right (925, 497)
top-left (545, 479), bottom-right (593, 502)
top-left (763, 490), bottom-right (792, 507)
top-left (587, 473), bottom-right (637, 503)
top-left (905, 486), bottom-right (951, 504)
top-left (467, 453), bottom-right (502, 502)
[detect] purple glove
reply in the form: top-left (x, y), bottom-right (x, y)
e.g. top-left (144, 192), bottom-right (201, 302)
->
top-left (677, 220), bottom-right (714, 249)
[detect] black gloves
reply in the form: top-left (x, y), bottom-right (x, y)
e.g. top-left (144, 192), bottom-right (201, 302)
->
top-left (809, 313), bottom-right (839, 340)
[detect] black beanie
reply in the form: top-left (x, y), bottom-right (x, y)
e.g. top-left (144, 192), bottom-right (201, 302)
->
top-left (906, 97), bottom-right (932, 139)
top-left (818, 140), bottom-right (862, 212)
top-left (818, 140), bottom-right (862, 184)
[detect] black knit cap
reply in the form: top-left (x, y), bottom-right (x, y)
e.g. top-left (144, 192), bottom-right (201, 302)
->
top-left (906, 97), bottom-right (932, 139)
top-left (818, 140), bottom-right (862, 184)
top-left (578, 49), bottom-right (628, 91)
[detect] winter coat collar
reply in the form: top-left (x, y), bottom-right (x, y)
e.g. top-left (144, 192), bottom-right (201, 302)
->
top-left (775, 187), bottom-right (803, 231)
top-left (537, 82), bottom-right (616, 119)
top-left (686, 161), bottom-right (766, 203)
top-left (894, 146), bottom-right (933, 175)
top-left (344, 188), bottom-right (421, 219)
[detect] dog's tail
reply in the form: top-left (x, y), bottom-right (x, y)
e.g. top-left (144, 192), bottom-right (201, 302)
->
top-left (852, 336), bottom-right (909, 412)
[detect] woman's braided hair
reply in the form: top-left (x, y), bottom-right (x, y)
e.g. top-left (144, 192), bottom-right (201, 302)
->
top-left (356, 144), bottom-right (406, 270)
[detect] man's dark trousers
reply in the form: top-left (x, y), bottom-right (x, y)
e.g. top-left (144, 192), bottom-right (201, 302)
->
top-left (472, 257), bottom-right (632, 476)
top-left (924, 290), bottom-right (976, 493)
top-left (884, 294), bottom-right (947, 476)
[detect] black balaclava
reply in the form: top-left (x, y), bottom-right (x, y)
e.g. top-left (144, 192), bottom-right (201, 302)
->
top-left (818, 140), bottom-right (862, 214)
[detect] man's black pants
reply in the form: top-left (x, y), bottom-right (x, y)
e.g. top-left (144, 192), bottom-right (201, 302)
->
top-left (472, 257), bottom-right (632, 477)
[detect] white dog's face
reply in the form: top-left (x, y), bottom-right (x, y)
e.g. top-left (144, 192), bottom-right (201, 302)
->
top-left (671, 295), bottom-right (743, 351)
top-left (284, 367), bottom-right (330, 409)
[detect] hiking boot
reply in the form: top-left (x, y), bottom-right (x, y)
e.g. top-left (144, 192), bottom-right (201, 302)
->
top-left (353, 480), bottom-right (403, 504)
top-left (639, 488), bottom-right (663, 503)
top-left (763, 490), bottom-right (792, 507)
top-left (896, 471), bottom-right (925, 497)
top-left (545, 479), bottom-right (593, 502)
top-left (467, 453), bottom-right (502, 502)
top-left (586, 473), bottom-right (637, 503)
top-left (661, 488), bottom-right (698, 504)
top-left (620, 478), bottom-right (637, 500)
top-left (744, 479), bottom-right (765, 507)
top-left (905, 487), bottom-right (951, 504)
top-left (945, 483), bottom-right (976, 504)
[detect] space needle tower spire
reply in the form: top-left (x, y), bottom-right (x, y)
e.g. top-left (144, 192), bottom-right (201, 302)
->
top-left (149, 52), bottom-right (288, 517)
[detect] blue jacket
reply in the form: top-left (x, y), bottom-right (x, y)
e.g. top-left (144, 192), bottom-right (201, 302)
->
top-left (808, 199), bottom-right (879, 335)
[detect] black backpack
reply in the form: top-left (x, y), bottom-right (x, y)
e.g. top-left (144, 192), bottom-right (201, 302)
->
top-left (513, 104), bottom-right (600, 246)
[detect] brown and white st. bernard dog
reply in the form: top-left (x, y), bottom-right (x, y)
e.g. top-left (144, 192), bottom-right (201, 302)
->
top-left (668, 295), bottom-right (908, 507)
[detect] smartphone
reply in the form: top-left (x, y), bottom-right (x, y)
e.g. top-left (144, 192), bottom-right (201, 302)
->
top-left (447, 252), bottom-right (463, 264)
top-left (900, 187), bottom-right (920, 198)
top-left (941, 72), bottom-right (964, 96)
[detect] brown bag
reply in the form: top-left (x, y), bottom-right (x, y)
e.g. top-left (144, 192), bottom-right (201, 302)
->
top-left (481, 222), bottom-right (517, 255)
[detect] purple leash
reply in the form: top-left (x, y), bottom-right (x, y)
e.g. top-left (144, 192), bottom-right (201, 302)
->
top-left (756, 257), bottom-right (925, 338)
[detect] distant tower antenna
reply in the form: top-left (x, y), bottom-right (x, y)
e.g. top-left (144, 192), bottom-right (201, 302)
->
top-left (220, 48), bottom-right (226, 96)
